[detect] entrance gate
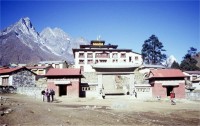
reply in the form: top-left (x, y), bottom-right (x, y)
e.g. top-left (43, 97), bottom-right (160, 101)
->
top-left (92, 63), bottom-right (140, 97)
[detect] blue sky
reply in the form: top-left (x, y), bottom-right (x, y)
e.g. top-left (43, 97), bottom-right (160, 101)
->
top-left (0, 0), bottom-right (199, 63)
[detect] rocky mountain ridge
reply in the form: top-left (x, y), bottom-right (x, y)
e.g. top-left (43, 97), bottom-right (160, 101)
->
top-left (0, 17), bottom-right (88, 66)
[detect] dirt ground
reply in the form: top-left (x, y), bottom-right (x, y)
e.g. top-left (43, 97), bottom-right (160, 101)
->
top-left (0, 94), bottom-right (200, 126)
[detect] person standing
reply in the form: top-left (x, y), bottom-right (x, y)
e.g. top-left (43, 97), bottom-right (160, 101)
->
top-left (50, 89), bottom-right (55, 102)
top-left (46, 89), bottom-right (50, 102)
top-left (133, 89), bottom-right (137, 98)
top-left (41, 90), bottom-right (45, 102)
top-left (102, 89), bottom-right (105, 99)
top-left (170, 91), bottom-right (176, 105)
top-left (100, 87), bottom-right (105, 99)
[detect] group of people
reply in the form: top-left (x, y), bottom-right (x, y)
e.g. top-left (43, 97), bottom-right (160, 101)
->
top-left (41, 89), bottom-right (55, 102)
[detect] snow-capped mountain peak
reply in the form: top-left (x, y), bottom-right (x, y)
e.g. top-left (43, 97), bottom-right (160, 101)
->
top-left (20, 17), bottom-right (33, 29)
top-left (165, 55), bottom-right (177, 67)
top-left (40, 27), bottom-right (88, 59)
top-left (2, 17), bottom-right (37, 36)
top-left (0, 17), bottom-right (89, 65)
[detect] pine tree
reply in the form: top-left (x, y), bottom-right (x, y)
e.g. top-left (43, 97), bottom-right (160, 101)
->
top-left (171, 61), bottom-right (180, 69)
top-left (141, 35), bottom-right (167, 65)
top-left (180, 47), bottom-right (200, 71)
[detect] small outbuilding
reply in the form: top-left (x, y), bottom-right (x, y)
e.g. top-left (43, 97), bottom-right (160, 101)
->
top-left (148, 69), bottom-right (186, 98)
top-left (0, 67), bottom-right (36, 89)
top-left (45, 68), bottom-right (82, 97)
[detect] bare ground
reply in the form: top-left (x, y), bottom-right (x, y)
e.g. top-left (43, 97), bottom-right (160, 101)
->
top-left (0, 94), bottom-right (200, 126)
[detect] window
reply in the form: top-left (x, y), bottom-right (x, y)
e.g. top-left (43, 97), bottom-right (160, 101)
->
top-left (2, 77), bottom-right (9, 86)
top-left (136, 88), bottom-right (150, 92)
top-left (82, 87), bottom-right (90, 91)
top-left (79, 60), bottom-right (84, 64)
top-left (113, 59), bottom-right (118, 63)
top-left (87, 60), bottom-right (93, 64)
top-left (112, 53), bottom-right (118, 58)
top-left (38, 70), bottom-right (44, 75)
top-left (55, 64), bottom-right (60, 68)
top-left (129, 57), bottom-right (132, 62)
top-left (135, 56), bottom-right (139, 61)
top-left (82, 86), bottom-right (96, 91)
top-left (192, 75), bottom-right (197, 81)
top-left (121, 53), bottom-right (126, 58)
top-left (87, 53), bottom-right (93, 58)
top-left (32, 70), bottom-right (37, 74)
top-left (100, 60), bottom-right (107, 63)
top-left (79, 53), bottom-right (84, 58)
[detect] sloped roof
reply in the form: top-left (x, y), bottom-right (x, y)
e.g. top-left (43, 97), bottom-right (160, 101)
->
top-left (0, 67), bottom-right (23, 74)
top-left (0, 67), bottom-right (9, 70)
top-left (149, 69), bottom-right (186, 79)
top-left (45, 68), bottom-right (81, 76)
top-left (0, 67), bottom-right (36, 75)
top-left (184, 71), bottom-right (200, 75)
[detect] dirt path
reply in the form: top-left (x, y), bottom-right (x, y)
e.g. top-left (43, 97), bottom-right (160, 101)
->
top-left (0, 94), bottom-right (200, 126)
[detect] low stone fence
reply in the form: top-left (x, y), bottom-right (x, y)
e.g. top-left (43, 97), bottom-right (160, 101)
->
top-left (186, 92), bottom-right (200, 101)
top-left (17, 87), bottom-right (43, 99)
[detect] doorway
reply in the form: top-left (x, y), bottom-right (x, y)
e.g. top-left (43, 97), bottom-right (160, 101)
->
top-left (59, 85), bottom-right (67, 96)
top-left (166, 86), bottom-right (173, 96)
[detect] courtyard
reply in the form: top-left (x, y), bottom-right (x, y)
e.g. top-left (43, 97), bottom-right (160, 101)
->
top-left (0, 94), bottom-right (200, 126)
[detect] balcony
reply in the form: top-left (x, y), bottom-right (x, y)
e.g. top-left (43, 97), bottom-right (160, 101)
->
top-left (95, 53), bottom-right (110, 58)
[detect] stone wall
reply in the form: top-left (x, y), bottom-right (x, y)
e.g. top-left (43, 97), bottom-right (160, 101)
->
top-left (186, 92), bottom-right (200, 100)
top-left (35, 77), bottom-right (48, 88)
top-left (17, 86), bottom-right (44, 99)
top-left (12, 69), bottom-right (35, 87)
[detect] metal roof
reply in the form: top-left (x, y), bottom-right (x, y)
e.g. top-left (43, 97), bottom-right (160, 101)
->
top-left (149, 69), bottom-right (186, 79)
top-left (45, 68), bottom-right (81, 76)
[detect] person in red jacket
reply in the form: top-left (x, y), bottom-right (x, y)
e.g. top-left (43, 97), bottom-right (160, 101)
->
top-left (170, 91), bottom-right (176, 105)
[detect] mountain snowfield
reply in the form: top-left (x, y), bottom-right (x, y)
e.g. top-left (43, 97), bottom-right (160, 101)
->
top-left (0, 17), bottom-right (88, 66)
